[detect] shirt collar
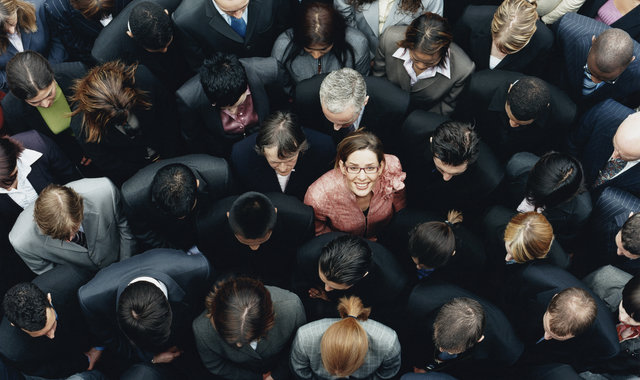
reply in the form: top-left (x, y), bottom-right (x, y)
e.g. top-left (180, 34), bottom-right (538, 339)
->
top-left (212, 0), bottom-right (248, 25)
top-left (392, 48), bottom-right (451, 85)
top-left (0, 149), bottom-right (43, 195)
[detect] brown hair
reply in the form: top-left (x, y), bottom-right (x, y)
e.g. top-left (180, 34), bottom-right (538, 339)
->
top-left (34, 184), bottom-right (84, 240)
top-left (0, 135), bottom-right (24, 189)
top-left (398, 12), bottom-right (452, 69)
top-left (70, 61), bottom-right (150, 143)
top-left (0, 0), bottom-right (36, 53)
top-left (491, 0), bottom-right (538, 55)
top-left (70, 0), bottom-right (114, 20)
top-left (503, 212), bottom-right (553, 263)
top-left (334, 130), bottom-right (384, 169)
top-left (346, 0), bottom-right (423, 14)
top-left (409, 210), bottom-right (463, 268)
top-left (547, 287), bottom-right (597, 338)
top-left (321, 296), bottom-right (371, 377)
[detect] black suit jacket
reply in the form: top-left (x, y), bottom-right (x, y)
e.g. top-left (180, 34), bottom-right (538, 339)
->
top-left (176, 57), bottom-right (279, 158)
top-left (0, 265), bottom-right (93, 378)
top-left (453, 5), bottom-right (553, 76)
top-left (230, 127), bottom-right (335, 200)
top-left (121, 154), bottom-right (236, 251)
top-left (579, 0), bottom-right (640, 42)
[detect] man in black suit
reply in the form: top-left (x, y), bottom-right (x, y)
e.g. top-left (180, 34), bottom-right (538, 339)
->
top-left (176, 52), bottom-right (280, 158)
top-left (0, 265), bottom-right (99, 378)
top-left (121, 155), bottom-right (236, 252)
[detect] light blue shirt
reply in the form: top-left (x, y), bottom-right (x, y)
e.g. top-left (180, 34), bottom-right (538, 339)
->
top-left (212, 0), bottom-right (248, 26)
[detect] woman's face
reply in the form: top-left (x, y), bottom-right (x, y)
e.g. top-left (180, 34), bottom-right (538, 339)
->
top-left (304, 43), bottom-right (333, 60)
top-left (26, 81), bottom-right (57, 108)
top-left (3, 11), bottom-right (17, 34)
top-left (409, 49), bottom-right (441, 75)
top-left (339, 149), bottom-right (384, 198)
top-left (263, 146), bottom-right (300, 177)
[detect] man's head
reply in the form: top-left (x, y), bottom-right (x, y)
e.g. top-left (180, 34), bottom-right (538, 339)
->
top-left (34, 184), bottom-right (84, 241)
top-left (151, 163), bottom-right (198, 219)
top-left (205, 277), bottom-right (275, 347)
top-left (525, 152), bottom-right (584, 210)
top-left (117, 281), bottom-right (172, 352)
top-left (3, 282), bottom-right (57, 339)
top-left (318, 235), bottom-right (371, 292)
top-left (433, 297), bottom-right (485, 355)
top-left (255, 111), bottom-right (308, 177)
top-left (430, 121), bottom-right (479, 181)
top-left (319, 68), bottom-right (369, 131)
top-left (617, 213), bottom-right (640, 260)
top-left (0, 135), bottom-right (23, 189)
top-left (612, 112), bottom-right (640, 162)
top-left (543, 287), bottom-right (597, 341)
top-left (6, 51), bottom-right (56, 107)
top-left (227, 192), bottom-right (277, 250)
top-left (505, 77), bottom-right (550, 128)
top-left (127, 2), bottom-right (173, 53)
top-left (200, 52), bottom-right (248, 108)
top-left (587, 28), bottom-right (636, 84)
top-left (621, 274), bottom-right (640, 326)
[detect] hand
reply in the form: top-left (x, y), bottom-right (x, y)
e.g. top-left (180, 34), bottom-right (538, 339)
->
top-left (79, 156), bottom-right (92, 166)
top-left (413, 366), bottom-right (427, 373)
top-left (152, 346), bottom-right (183, 364)
top-left (308, 287), bottom-right (329, 301)
top-left (263, 371), bottom-right (274, 380)
top-left (84, 347), bottom-right (102, 370)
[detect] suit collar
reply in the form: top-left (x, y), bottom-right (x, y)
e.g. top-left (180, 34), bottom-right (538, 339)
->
top-left (205, 0), bottom-right (244, 43)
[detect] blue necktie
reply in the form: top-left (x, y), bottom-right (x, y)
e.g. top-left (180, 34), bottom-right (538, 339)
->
top-left (230, 16), bottom-right (246, 38)
top-left (595, 157), bottom-right (627, 187)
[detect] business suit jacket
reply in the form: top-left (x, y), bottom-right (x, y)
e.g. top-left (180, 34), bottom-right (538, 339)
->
top-left (176, 57), bottom-right (279, 158)
top-left (230, 128), bottom-right (335, 201)
top-left (373, 26), bottom-right (475, 116)
top-left (0, 265), bottom-right (94, 378)
top-left (579, 0), bottom-right (640, 42)
top-left (193, 286), bottom-right (306, 380)
top-left (453, 5), bottom-right (553, 76)
top-left (78, 248), bottom-right (211, 361)
top-left (9, 177), bottom-right (136, 275)
top-left (334, 0), bottom-right (443, 57)
top-left (172, 0), bottom-right (289, 69)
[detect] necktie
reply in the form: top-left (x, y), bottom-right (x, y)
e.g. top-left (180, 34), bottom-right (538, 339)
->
top-left (71, 230), bottom-right (87, 249)
top-left (595, 157), bottom-right (627, 187)
top-left (230, 16), bottom-right (246, 38)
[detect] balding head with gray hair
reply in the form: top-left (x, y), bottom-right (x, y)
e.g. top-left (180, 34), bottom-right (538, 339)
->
top-left (319, 68), bottom-right (367, 114)
top-left (590, 28), bottom-right (635, 75)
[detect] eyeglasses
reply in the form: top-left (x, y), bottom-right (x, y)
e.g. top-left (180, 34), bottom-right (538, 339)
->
top-left (345, 166), bottom-right (379, 174)
top-left (584, 63), bottom-right (619, 85)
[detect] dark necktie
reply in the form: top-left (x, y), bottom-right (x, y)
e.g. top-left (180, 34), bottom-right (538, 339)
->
top-left (71, 230), bottom-right (87, 249)
top-left (595, 157), bottom-right (626, 187)
top-left (230, 16), bottom-right (246, 38)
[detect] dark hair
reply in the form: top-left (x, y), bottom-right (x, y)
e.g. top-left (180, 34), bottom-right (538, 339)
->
top-left (397, 12), bottom-right (452, 69)
top-left (151, 163), bottom-right (198, 218)
top-left (118, 281), bottom-right (172, 352)
top-left (433, 297), bottom-right (485, 353)
top-left (622, 275), bottom-right (640, 322)
top-left (524, 152), bottom-right (584, 210)
top-left (228, 192), bottom-right (277, 239)
top-left (506, 77), bottom-right (550, 121)
top-left (431, 121), bottom-right (479, 166)
top-left (0, 135), bottom-right (24, 189)
top-left (284, 2), bottom-right (355, 70)
top-left (346, 0), bottom-right (422, 14)
top-left (409, 210), bottom-right (463, 268)
top-left (621, 213), bottom-right (640, 256)
top-left (6, 51), bottom-right (54, 101)
top-left (199, 52), bottom-right (248, 107)
top-left (591, 28), bottom-right (635, 74)
top-left (255, 111), bottom-right (308, 159)
top-left (318, 235), bottom-right (372, 286)
top-left (205, 277), bottom-right (275, 346)
top-left (129, 2), bottom-right (173, 51)
top-left (3, 282), bottom-right (49, 331)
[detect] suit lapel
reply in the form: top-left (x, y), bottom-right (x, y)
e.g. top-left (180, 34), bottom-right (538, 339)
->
top-left (82, 208), bottom-right (100, 252)
top-left (362, 2), bottom-right (378, 37)
top-left (20, 29), bottom-right (32, 51)
top-left (205, 0), bottom-right (244, 43)
top-left (244, 0), bottom-right (261, 42)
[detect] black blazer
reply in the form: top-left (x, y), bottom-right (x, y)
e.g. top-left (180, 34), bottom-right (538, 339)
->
top-left (579, 0), bottom-right (640, 42)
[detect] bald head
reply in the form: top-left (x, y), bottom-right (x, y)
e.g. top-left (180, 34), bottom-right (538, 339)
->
top-left (588, 29), bottom-right (635, 82)
top-left (613, 112), bottom-right (640, 161)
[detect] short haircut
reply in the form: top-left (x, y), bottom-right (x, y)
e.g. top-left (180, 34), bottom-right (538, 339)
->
top-left (546, 287), bottom-right (597, 337)
top-left (321, 296), bottom-right (371, 377)
top-left (621, 213), bottom-right (640, 256)
top-left (204, 277), bottom-right (275, 346)
top-left (506, 77), bottom-right (550, 121)
top-left (199, 52), bottom-right (248, 107)
top-left (34, 184), bottom-right (84, 240)
top-left (255, 111), bottom-right (308, 159)
top-left (319, 68), bottom-right (367, 115)
top-left (591, 28), bottom-right (635, 74)
top-left (430, 121), bottom-right (479, 166)
top-left (129, 1), bottom-right (173, 51)
top-left (318, 235), bottom-right (372, 286)
top-left (491, 0), bottom-right (538, 54)
top-left (433, 297), bottom-right (485, 353)
top-left (524, 152), bottom-right (584, 210)
top-left (228, 192), bottom-right (276, 239)
top-left (6, 51), bottom-right (54, 101)
top-left (504, 212), bottom-right (553, 262)
top-left (117, 281), bottom-right (172, 352)
top-left (335, 130), bottom-right (384, 169)
top-left (622, 274), bottom-right (640, 323)
top-left (397, 12), bottom-right (452, 69)
top-left (151, 163), bottom-right (198, 218)
top-left (409, 210), bottom-right (463, 268)
top-left (70, 0), bottom-right (114, 20)
top-left (0, 135), bottom-right (24, 189)
top-left (3, 282), bottom-right (49, 331)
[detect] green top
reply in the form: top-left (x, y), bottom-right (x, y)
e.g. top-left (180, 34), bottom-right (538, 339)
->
top-left (36, 83), bottom-right (71, 135)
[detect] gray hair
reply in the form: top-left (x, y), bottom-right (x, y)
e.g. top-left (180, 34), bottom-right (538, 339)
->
top-left (319, 68), bottom-right (367, 114)
top-left (591, 28), bottom-right (635, 74)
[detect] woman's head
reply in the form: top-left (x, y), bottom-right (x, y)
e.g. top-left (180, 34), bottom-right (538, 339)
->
top-left (70, 61), bottom-right (150, 143)
top-left (70, 0), bottom-right (114, 21)
top-left (0, 135), bottom-right (23, 189)
top-left (409, 210), bottom-right (463, 269)
top-left (0, 0), bottom-right (35, 48)
top-left (294, 2), bottom-right (346, 60)
top-left (525, 152), bottom-right (584, 210)
top-left (621, 275), bottom-right (640, 326)
top-left (255, 111), bottom-right (308, 176)
top-left (321, 296), bottom-right (370, 377)
top-left (503, 212), bottom-right (553, 263)
top-left (336, 131), bottom-right (385, 198)
top-left (6, 51), bottom-right (56, 107)
top-left (398, 12), bottom-right (452, 73)
top-left (491, 0), bottom-right (538, 55)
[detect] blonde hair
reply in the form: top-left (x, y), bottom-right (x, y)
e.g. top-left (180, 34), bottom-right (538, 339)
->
top-left (320, 296), bottom-right (370, 377)
top-left (504, 212), bottom-right (553, 263)
top-left (0, 0), bottom-right (36, 53)
top-left (34, 184), bottom-right (84, 240)
top-left (491, 0), bottom-right (538, 55)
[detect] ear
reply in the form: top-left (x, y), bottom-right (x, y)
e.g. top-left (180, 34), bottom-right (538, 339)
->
top-left (363, 271), bottom-right (369, 278)
top-left (47, 293), bottom-right (52, 304)
top-left (196, 179), bottom-right (200, 188)
top-left (507, 83), bottom-right (513, 93)
top-left (338, 160), bottom-right (347, 175)
top-left (226, 211), bottom-right (230, 218)
top-left (378, 160), bottom-right (385, 173)
top-left (126, 30), bottom-right (134, 39)
top-left (429, 136), bottom-right (433, 143)
top-left (451, 250), bottom-right (456, 256)
top-left (591, 35), bottom-right (596, 44)
top-left (632, 56), bottom-right (636, 63)
top-left (629, 212), bottom-right (635, 218)
top-left (274, 207), bottom-right (278, 214)
top-left (478, 335), bottom-right (485, 343)
top-left (164, 8), bottom-right (169, 15)
top-left (363, 95), bottom-right (369, 107)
